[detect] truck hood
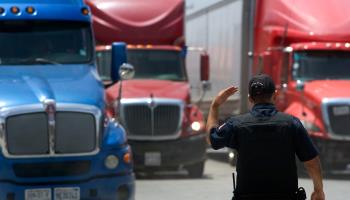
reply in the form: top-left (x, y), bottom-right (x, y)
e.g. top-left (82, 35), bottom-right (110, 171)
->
top-left (304, 80), bottom-right (350, 102)
top-left (0, 65), bottom-right (104, 109)
top-left (118, 79), bottom-right (189, 101)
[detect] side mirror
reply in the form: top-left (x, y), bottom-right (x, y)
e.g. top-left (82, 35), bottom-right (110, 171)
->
top-left (119, 63), bottom-right (135, 80)
top-left (200, 53), bottom-right (210, 81)
top-left (111, 42), bottom-right (127, 82)
top-left (200, 53), bottom-right (211, 90)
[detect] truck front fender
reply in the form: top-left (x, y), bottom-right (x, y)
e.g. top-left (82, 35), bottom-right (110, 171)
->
top-left (102, 119), bottom-right (128, 149)
top-left (284, 101), bottom-right (326, 137)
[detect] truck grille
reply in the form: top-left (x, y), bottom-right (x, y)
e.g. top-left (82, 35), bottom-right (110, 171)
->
top-left (327, 105), bottom-right (350, 136)
top-left (7, 113), bottom-right (49, 155)
top-left (121, 99), bottom-right (183, 139)
top-left (153, 105), bottom-right (181, 136)
top-left (5, 112), bottom-right (97, 156)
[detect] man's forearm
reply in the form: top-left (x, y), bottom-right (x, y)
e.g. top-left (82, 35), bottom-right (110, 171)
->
top-left (205, 103), bottom-right (219, 144)
top-left (304, 156), bottom-right (324, 192)
top-left (205, 86), bottom-right (237, 145)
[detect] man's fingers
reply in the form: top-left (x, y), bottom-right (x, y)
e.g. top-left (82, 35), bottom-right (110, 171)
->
top-left (212, 86), bottom-right (239, 107)
top-left (221, 86), bottom-right (238, 97)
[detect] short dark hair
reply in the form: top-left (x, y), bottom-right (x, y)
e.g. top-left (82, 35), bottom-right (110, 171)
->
top-left (248, 74), bottom-right (276, 102)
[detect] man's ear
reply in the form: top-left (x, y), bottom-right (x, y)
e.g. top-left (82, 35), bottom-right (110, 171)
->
top-left (248, 95), bottom-right (254, 104)
top-left (271, 91), bottom-right (277, 103)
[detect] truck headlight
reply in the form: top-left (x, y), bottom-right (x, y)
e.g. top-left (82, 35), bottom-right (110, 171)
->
top-left (105, 155), bottom-right (119, 169)
top-left (191, 121), bottom-right (201, 131)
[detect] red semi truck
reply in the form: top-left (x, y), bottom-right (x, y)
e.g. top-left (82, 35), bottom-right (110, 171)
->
top-left (251, 0), bottom-right (350, 173)
top-left (86, 0), bottom-right (208, 177)
top-left (187, 0), bottom-right (350, 172)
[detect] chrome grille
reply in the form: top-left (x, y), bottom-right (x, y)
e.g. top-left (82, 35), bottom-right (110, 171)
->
top-left (322, 99), bottom-right (350, 140)
top-left (55, 112), bottom-right (96, 154)
top-left (124, 105), bottom-right (152, 136)
top-left (154, 105), bottom-right (180, 136)
top-left (121, 98), bottom-right (183, 139)
top-left (327, 104), bottom-right (350, 136)
top-left (2, 104), bottom-right (100, 158)
top-left (6, 113), bottom-right (49, 155)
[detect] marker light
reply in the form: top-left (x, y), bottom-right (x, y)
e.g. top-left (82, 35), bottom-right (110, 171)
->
top-left (81, 7), bottom-right (90, 15)
top-left (123, 152), bottom-right (132, 164)
top-left (11, 7), bottom-right (20, 15)
top-left (0, 7), bottom-right (5, 15)
top-left (191, 121), bottom-right (201, 131)
top-left (105, 155), bottom-right (119, 169)
top-left (26, 6), bottom-right (35, 14)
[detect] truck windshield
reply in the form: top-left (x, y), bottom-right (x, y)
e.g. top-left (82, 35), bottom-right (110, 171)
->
top-left (128, 49), bottom-right (186, 81)
top-left (0, 21), bottom-right (93, 65)
top-left (292, 51), bottom-right (350, 81)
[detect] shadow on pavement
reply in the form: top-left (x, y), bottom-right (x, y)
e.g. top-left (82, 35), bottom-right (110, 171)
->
top-left (207, 153), bottom-right (228, 163)
top-left (135, 170), bottom-right (213, 180)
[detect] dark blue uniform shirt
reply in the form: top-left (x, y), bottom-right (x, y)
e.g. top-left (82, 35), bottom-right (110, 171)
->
top-left (210, 103), bottom-right (318, 162)
top-left (210, 103), bottom-right (319, 197)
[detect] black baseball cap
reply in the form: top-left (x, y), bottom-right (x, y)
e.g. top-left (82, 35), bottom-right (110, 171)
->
top-left (248, 74), bottom-right (276, 97)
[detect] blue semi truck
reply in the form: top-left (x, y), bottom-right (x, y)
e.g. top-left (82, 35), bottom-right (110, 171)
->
top-left (0, 0), bottom-right (135, 199)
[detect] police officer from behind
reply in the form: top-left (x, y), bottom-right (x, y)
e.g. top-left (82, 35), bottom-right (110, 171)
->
top-left (206, 74), bottom-right (325, 200)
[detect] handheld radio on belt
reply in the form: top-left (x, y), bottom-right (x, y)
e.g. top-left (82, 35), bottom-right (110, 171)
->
top-left (295, 187), bottom-right (307, 200)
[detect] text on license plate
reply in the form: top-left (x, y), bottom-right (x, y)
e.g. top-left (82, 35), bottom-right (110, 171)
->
top-left (25, 189), bottom-right (51, 200)
top-left (145, 152), bottom-right (161, 166)
top-left (25, 187), bottom-right (80, 200)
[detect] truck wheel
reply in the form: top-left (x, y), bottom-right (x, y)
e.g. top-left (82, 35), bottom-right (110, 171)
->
top-left (187, 161), bottom-right (205, 178)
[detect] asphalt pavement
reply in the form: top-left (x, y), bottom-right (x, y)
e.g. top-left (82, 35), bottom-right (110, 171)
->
top-left (135, 153), bottom-right (350, 200)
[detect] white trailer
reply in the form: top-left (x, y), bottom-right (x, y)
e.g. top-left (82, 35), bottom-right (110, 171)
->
top-left (186, 0), bottom-right (253, 118)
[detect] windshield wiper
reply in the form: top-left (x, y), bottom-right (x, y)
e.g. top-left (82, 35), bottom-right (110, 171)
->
top-left (33, 58), bottom-right (61, 65)
top-left (13, 57), bottom-right (61, 65)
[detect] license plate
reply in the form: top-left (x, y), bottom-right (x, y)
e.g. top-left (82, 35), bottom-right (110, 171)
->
top-left (25, 188), bottom-right (51, 200)
top-left (145, 152), bottom-right (161, 166)
top-left (54, 187), bottom-right (80, 200)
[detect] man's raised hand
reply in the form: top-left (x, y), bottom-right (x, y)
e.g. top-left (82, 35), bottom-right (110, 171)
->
top-left (212, 86), bottom-right (238, 108)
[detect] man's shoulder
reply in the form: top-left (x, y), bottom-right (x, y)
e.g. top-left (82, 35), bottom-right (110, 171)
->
top-left (228, 113), bottom-right (252, 123)
top-left (273, 112), bottom-right (305, 129)
top-left (227, 112), bottom-right (298, 126)
top-left (274, 112), bottom-right (295, 121)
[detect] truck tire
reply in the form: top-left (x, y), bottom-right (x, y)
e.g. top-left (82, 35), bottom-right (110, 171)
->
top-left (186, 161), bottom-right (205, 178)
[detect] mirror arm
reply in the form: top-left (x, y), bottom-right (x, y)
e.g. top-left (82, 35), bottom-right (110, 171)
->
top-left (194, 80), bottom-right (211, 108)
top-left (115, 80), bottom-right (123, 120)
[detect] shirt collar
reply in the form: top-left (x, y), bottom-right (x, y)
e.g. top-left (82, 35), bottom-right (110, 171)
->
top-left (250, 103), bottom-right (278, 117)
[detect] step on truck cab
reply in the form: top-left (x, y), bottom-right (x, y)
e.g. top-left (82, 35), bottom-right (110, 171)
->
top-left (0, 0), bottom-right (134, 199)
top-left (86, 0), bottom-right (209, 177)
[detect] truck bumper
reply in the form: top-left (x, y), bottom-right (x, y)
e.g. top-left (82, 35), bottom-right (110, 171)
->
top-left (129, 134), bottom-right (207, 171)
top-left (0, 173), bottom-right (135, 200)
top-left (313, 137), bottom-right (350, 174)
